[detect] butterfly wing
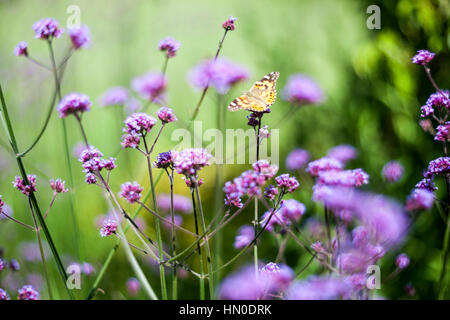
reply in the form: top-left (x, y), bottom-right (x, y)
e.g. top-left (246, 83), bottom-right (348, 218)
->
top-left (249, 71), bottom-right (280, 107)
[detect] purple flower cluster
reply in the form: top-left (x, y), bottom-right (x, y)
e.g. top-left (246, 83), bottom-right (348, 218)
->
top-left (382, 161), bottom-right (404, 182)
top-left (131, 72), bottom-right (167, 102)
top-left (286, 276), bottom-right (351, 300)
top-left (415, 178), bottom-right (437, 192)
top-left (79, 146), bottom-right (116, 184)
top-left (327, 145), bottom-right (357, 164)
top-left (14, 41), bottom-right (28, 57)
top-left (68, 25), bottom-right (91, 49)
top-left (17, 285), bottom-right (39, 300)
top-left (0, 288), bottom-right (10, 300)
top-left (317, 169), bottom-right (369, 188)
top-left (173, 148), bottom-right (212, 177)
top-left (153, 151), bottom-right (176, 169)
top-left (121, 113), bottom-right (157, 148)
top-left (158, 37), bottom-right (181, 58)
top-left (32, 18), bottom-right (63, 40)
top-left (275, 174), bottom-right (300, 193)
top-left (58, 93), bottom-right (91, 118)
top-left (252, 160), bottom-right (279, 180)
top-left (405, 188), bottom-right (434, 212)
top-left (425, 157), bottom-right (450, 177)
top-left (189, 58), bottom-right (249, 94)
top-left (435, 122), bottom-right (450, 142)
top-left (260, 199), bottom-right (306, 231)
top-left (306, 157), bottom-right (343, 177)
top-left (157, 193), bottom-right (192, 213)
top-left (13, 175), bottom-right (37, 196)
top-left (100, 219), bottom-right (118, 237)
top-left (49, 178), bottom-right (68, 193)
top-left (156, 107), bottom-right (177, 123)
top-left (285, 148), bottom-right (310, 170)
top-left (99, 87), bottom-right (129, 107)
top-left (411, 50), bottom-right (435, 65)
top-left (119, 182), bottom-right (143, 204)
top-left (282, 74), bottom-right (324, 106)
top-left (222, 16), bottom-right (237, 31)
top-left (264, 184), bottom-right (279, 201)
top-left (396, 253), bottom-right (410, 269)
top-left (234, 225), bottom-right (254, 249)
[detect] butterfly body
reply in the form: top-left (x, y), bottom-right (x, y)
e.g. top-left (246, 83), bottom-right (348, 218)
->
top-left (228, 71), bottom-right (280, 112)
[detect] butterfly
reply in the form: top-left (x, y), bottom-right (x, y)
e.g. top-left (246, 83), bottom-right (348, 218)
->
top-left (228, 71), bottom-right (280, 112)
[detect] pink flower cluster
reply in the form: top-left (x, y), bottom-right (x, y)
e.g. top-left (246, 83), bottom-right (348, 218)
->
top-left (156, 107), bottom-right (177, 123)
top-left (14, 41), bottom-right (28, 56)
top-left (306, 157), bottom-right (343, 176)
top-left (17, 285), bottom-right (39, 300)
top-left (222, 16), bottom-right (237, 31)
top-left (68, 25), bottom-right (91, 49)
top-left (100, 219), bottom-right (118, 237)
top-left (119, 182), bottom-right (143, 204)
top-left (317, 169), bottom-right (369, 188)
top-left (382, 161), bottom-right (404, 182)
top-left (79, 146), bottom-right (116, 184)
top-left (411, 49), bottom-right (435, 65)
top-left (131, 72), bottom-right (167, 102)
top-left (13, 175), bottom-right (37, 196)
top-left (405, 188), bottom-right (434, 212)
top-left (275, 174), bottom-right (300, 193)
top-left (233, 225), bottom-right (254, 249)
top-left (260, 199), bottom-right (306, 231)
top-left (121, 113), bottom-right (157, 148)
top-left (49, 178), bottom-right (68, 193)
top-left (32, 18), bottom-right (63, 40)
top-left (158, 37), bottom-right (181, 58)
top-left (58, 93), bottom-right (92, 118)
top-left (173, 148), bottom-right (212, 177)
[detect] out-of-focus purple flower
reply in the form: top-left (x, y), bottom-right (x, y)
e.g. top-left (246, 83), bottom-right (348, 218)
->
top-left (426, 91), bottom-right (450, 110)
top-left (125, 97), bottom-right (142, 113)
top-left (49, 178), bottom-right (68, 193)
top-left (345, 273), bottom-right (367, 292)
top-left (275, 174), bottom-right (300, 193)
top-left (259, 262), bottom-right (295, 291)
top-left (17, 285), bottom-right (39, 300)
top-left (158, 37), bottom-right (181, 58)
top-left (382, 161), bottom-right (404, 183)
top-left (163, 214), bottom-right (183, 229)
top-left (14, 41), bottom-right (28, 56)
top-left (157, 193), bottom-right (192, 213)
top-left (119, 182), bottom-right (143, 204)
top-left (234, 225), bottom-right (254, 249)
top-left (156, 107), bottom-right (177, 123)
top-left (419, 119), bottom-right (433, 133)
top-left (9, 259), bottom-right (20, 271)
top-left (405, 188), bottom-right (434, 211)
top-left (311, 241), bottom-right (327, 255)
top-left (318, 169), bottom-right (369, 188)
top-left (13, 175), bottom-right (37, 196)
top-left (68, 25), bottom-right (91, 49)
top-left (253, 160), bottom-right (278, 180)
top-left (306, 157), bottom-right (343, 177)
top-left (131, 72), bottom-right (167, 103)
top-left (222, 16), bottom-right (237, 31)
top-left (99, 87), bottom-right (129, 107)
top-left (100, 219), bottom-right (118, 237)
top-left (259, 125), bottom-right (270, 139)
top-left (219, 265), bottom-right (283, 300)
top-left (282, 74), bottom-right (324, 106)
top-left (396, 253), bottom-right (410, 269)
top-left (82, 262), bottom-right (95, 276)
top-left (20, 242), bottom-right (48, 262)
top-left (337, 246), bottom-right (383, 274)
top-left (32, 18), bottom-right (63, 40)
top-left (415, 178), bottom-right (437, 192)
top-left (153, 151), bottom-right (176, 169)
top-left (411, 50), bottom-right (435, 65)
top-left (435, 122), bottom-right (450, 142)
top-left (327, 145), bottom-right (357, 164)
top-left (286, 276), bottom-right (351, 300)
top-left (58, 93), bottom-right (91, 118)
top-left (173, 148), bottom-right (212, 177)
top-left (286, 148), bottom-right (310, 170)
top-left (0, 258), bottom-right (5, 272)
top-left (126, 277), bottom-right (141, 296)
top-left (189, 58), bottom-right (249, 94)
top-left (264, 185), bottom-right (279, 201)
top-left (0, 288), bottom-right (10, 300)
top-left (261, 199), bottom-right (305, 231)
top-left (425, 157), bottom-right (450, 178)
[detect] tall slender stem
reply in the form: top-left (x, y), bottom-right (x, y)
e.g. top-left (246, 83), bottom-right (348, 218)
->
top-left (167, 169), bottom-right (177, 300)
top-left (191, 187), bottom-right (205, 299)
top-left (254, 116), bottom-right (261, 273)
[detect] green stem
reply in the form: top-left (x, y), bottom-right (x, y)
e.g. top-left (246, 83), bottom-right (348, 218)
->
top-left (254, 117), bottom-right (261, 273)
top-left (167, 169), bottom-right (177, 300)
top-left (191, 187), bottom-right (205, 300)
top-left (0, 84), bottom-right (73, 299)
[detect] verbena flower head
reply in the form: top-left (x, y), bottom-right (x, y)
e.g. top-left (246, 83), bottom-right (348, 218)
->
top-left (259, 125), bottom-right (270, 139)
top-left (239, 170), bottom-right (267, 196)
top-left (32, 18), bottom-right (63, 40)
top-left (100, 219), bottom-right (118, 237)
top-left (275, 174), bottom-right (300, 193)
top-left (0, 258), bottom-right (4, 271)
top-left (121, 133), bottom-right (141, 149)
top-left (425, 157), bottom-right (450, 178)
top-left (119, 182), bottom-right (143, 204)
top-left (415, 178), bottom-right (437, 192)
top-left (13, 175), bottom-right (37, 196)
top-left (259, 262), bottom-right (295, 291)
top-left (306, 157), bottom-right (343, 177)
top-left (337, 246), bottom-right (384, 274)
top-left (158, 37), bottom-right (181, 58)
top-left (68, 25), bottom-right (91, 49)
top-left (426, 91), bottom-right (450, 110)
top-left (282, 74), bottom-right (324, 106)
top-left (173, 148), bottom-right (212, 177)
top-left (126, 277), bottom-right (141, 296)
top-left (327, 145), bottom-right (357, 164)
top-left (396, 253), bottom-right (410, 269)
top-left (286, 148), bottom-right (310, 170)
top-left (435, 122), bottom-right (450, 142)
top-left (223, 180), bottom-right (244, 208)
top-left (234, 225), bottom-right (254, 249)
top-left (78, 146), bottom-right (116, 184)
top-left (411, 49), bottom-right (435, 65)
top-left (124, 112), bottom-right (157, 135)
top-left (131, 72), bottom-right (167, 102)
top-left (405, 188), bottom-right (434, 212)
top-left (58, 93), bottom-right (91, 118)
top-left (222, 16), bottom-right (237, 31)
top-left (153, 151), bottom-right (176, 169)
top-left (99, 87), bottom-right (129, 107)
top-left (318, 169), bottom-right (369, 188)
top-left (420, 104), bottom-right (434, 117)
top-left (189, 58), bottom-right (249, 94)
top-left (17, 285), bottom-right (39, 300)
top-left (49, 178), bottom-right (68, 193)
top-left (9, 259), bottom-right (20, 271)
top-left (261, 199), bottom-right (305, 231)
top-left (14, 41), bottom-right (28, 56)
top-left (156, 107), bottom-right (177, 123)
top-left (0, 288), bottom-right (10, 300)
top-left (286, 276), bottom-right (351, 300)
top-left (264, 184), bottom-right (279, 201)
top-left (157, 193), bottom-right (192, 213)
top-left (382, 161), bottom-right (404, 182)
top-left (252, 160), bottom-right (278, 180)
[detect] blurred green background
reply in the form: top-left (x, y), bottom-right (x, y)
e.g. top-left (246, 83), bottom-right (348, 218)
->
top-left (0, 0), bottom-right (449, 299)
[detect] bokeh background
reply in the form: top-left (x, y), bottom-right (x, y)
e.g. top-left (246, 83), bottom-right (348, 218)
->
top-left (0, 0), bottom-right (449, 299)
